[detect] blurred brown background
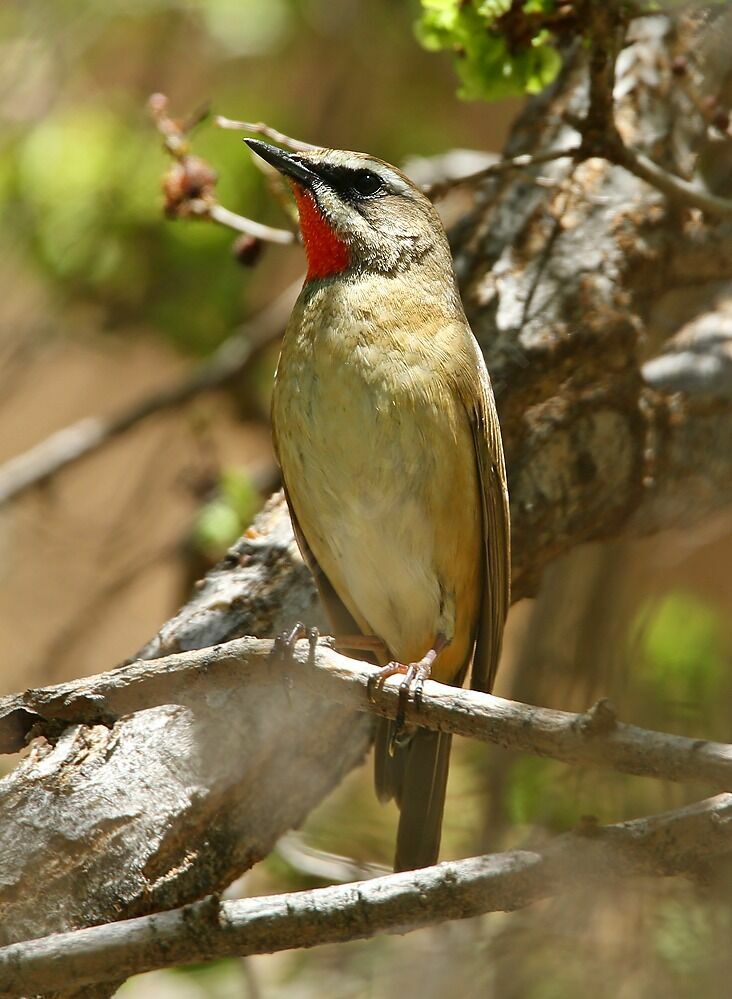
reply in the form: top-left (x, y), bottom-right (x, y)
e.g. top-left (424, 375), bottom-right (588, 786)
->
top-left (1, 1), bottom-right (731, 997)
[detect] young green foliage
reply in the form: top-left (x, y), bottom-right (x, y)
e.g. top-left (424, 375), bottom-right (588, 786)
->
top-left (416, 0), bottom-right (563, 100)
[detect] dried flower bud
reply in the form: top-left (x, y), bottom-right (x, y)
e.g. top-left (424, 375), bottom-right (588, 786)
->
top-left (162, 156), bottom-right (218, 214)
top-left (181, 156), bottom-right (218, 198)
top-left (148, 92), bottom-right (169, 117)
top-left (163, 162), bottom-right (187, 213)
top-left (232, 234), bottom-right (264, 266)
top-left (712, 108), bottom-right (731, 133)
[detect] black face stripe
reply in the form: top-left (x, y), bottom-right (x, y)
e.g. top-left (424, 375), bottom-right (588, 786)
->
top-left (311, 164), bottom-right (388, 201)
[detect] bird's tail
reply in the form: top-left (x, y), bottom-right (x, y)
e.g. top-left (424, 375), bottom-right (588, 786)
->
top-left (374, 717), bottom-right (452, 872)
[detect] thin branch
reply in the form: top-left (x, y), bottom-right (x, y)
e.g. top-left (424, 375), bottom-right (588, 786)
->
top-left (205, 201), bottom-right (295, 243)
top-left (0, 282), bottom-right (300, 507)
top-left (2, 792), bottom-right (729, 995)
top-left (420, 87), bottom-right (732, 221)
top-left (610, 142), bottom-right (732, 219)
top-left (3, 637), bottom-right (731, 788)
top-left (214, 115), bottom-right (320, 152)
top-left (425, 146), bottom-right (580, 201)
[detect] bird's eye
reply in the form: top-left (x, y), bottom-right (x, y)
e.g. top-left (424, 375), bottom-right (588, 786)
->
top-left (350, 170), bottom-right (384, 198)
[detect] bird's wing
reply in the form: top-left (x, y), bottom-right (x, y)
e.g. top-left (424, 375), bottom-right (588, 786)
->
top-left (281, 480), bottom-right (364, 639)
top-left (271, 394), bottom-right (363, 638)
top-left (461, 343), bottom-right (511, 693)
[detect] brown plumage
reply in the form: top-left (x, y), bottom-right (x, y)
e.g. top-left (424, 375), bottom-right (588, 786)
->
top-left (247, 139), bottom-right (510, 871)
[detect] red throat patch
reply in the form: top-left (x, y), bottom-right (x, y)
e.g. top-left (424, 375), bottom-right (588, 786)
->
top-left (291, 184), bottom-right (350, 281)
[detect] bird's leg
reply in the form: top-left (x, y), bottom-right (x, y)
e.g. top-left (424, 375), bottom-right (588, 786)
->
top-left (366, 634), bottom-right (450, 750)
top-left (274, 627), bottom-right (387, 666)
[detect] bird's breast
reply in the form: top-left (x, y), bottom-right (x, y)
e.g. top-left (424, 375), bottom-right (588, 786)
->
top-left (273, 286), bottom-right (482, 674)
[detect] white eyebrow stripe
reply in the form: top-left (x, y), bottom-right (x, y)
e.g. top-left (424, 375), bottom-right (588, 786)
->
top-left (385, 173), bottom-right (409, 193)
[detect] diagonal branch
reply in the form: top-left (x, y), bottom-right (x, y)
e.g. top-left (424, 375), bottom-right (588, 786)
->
top-left (2, 792), bottom-right (730, 996)
top-left (2, 637), bottom-right (731, 789)
top-left (214, 115), bottom-right (320, 152)
top-left (575, 2), bottom-right (732, 219)
top-left (204, 201), bottom-right (296, 243)
top-left (609, 142), bottom-right (732, 219)
top-left (425, 146), bottom-right (580, 200)
top-left (0, 281), bottom-right (299, 507)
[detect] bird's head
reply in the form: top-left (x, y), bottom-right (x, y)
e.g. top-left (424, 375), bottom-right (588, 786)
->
top-left (245, 139), bottom-right (451, 283)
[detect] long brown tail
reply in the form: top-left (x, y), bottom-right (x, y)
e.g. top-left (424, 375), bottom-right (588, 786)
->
top-left (375, 718), bottom-right (452, 872)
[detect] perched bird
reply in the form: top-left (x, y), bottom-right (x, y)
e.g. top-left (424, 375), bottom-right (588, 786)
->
top-left (246, 138), bottom-right (510, 872)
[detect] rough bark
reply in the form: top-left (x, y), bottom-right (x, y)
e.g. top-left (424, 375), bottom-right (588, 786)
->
top-left (2, 638), bottom-right (731, 789)
top-left (1, 12), bottom-right (732, 993)
top-left (455, 15), bottom-right (732, 594)
top-left (0, 498), bottom-right (371, 956)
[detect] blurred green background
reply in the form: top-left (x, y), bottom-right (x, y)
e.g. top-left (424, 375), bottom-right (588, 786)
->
top-left (1, 1), bottom-right (731, 997)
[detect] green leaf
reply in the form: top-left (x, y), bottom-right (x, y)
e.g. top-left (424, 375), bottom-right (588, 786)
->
top-left (416, 0), bottom-right (564, 102)
top-left (191, 467), bottom-right (261, 559)
top-left (632, 591), bottom-right (726, 708)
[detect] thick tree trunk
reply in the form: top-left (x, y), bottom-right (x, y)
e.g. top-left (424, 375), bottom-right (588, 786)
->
top-left (1, 13), bottom-right (731, 991)
top-left (0, 499), bottom-right (372, 959)
top-left (454, 16), bottom-right (732, 596)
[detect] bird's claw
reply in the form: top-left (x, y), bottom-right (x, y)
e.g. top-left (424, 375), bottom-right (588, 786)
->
top-left (271, 622), bottom-right (319, 664)
top-left (367, 657), bottom-right (434, 754)
top-left (271, 622), bottom-right (319, 704)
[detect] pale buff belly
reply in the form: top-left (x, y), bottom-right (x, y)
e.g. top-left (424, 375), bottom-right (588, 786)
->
top-left (274, 338), bottom-right (482, 677)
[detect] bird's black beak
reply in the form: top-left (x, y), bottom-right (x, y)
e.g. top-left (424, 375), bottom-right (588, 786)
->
top-left (245, 138), bottom-right (319, 189)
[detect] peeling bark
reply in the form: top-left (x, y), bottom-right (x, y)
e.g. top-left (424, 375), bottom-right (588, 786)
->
top-left (0, 499), bottom-right (371, 958)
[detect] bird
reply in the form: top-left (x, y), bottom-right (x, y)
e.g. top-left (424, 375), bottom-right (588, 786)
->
top-left (246, 137), bottom-right (511, 872)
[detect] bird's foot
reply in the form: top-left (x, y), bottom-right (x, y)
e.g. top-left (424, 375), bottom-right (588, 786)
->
top-left (367, 635), bottom-right (448, 753)
top-left (272, 622), bottom-right (319, 664)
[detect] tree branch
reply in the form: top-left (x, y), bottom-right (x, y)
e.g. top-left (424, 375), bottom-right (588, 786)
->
top-left (425, 146), bottom-right (580, 201)
top-left (575, 4), bottom-right (732, 219)
top-left (0, 282), bottom-right (299, 506)
top-left (214, 115), bottom-right (320, 152)
top-left (608, 141), bottom-right (732, 220)
top-left (2, 792), bottom-right (729, 996)
top-left (2, 637), bottom-right (731, 789)
top-left (205, 201), bottom-right (296, 243)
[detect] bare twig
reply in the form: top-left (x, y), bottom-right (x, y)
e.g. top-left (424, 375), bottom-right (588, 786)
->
top-left (425, 146), bottom-right (580, 201)
top-left (0, 282), bottom-right (300, 507)
top-left (215, 115), bottom-right (320, 152)
top-left (2, 792), bottom-right (730, 995)
top-left (3, 637), bottom-right (731, 789)
top-left (206, 202), bottom-right (295, 243)
top-left (610, 142), bottom-right (732, 218)
top-left (416, 23), bottom-right (732, 221)
top-left (276, 832), bottom-right (388, 883)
